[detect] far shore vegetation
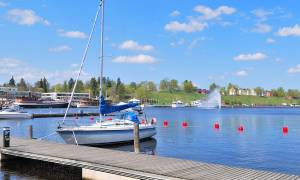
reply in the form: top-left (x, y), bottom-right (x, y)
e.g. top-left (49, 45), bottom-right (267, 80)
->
top-left (3, 76), bottom-right (300, 106)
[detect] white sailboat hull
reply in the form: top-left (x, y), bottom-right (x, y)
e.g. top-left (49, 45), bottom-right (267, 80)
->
top-left (0, 112), bottom-right (32, 119)
top-left (57, 125), bottom-right (156, 145)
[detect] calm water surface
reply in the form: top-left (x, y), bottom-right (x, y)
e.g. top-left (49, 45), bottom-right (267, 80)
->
top-left (1, 107), bottom-right (300, 179)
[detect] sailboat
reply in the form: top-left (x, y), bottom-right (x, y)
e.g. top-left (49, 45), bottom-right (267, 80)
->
top-left (56, 0), bottom-right (156, 145)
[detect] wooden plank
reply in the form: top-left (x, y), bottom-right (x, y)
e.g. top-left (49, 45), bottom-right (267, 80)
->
top-left (1, 137), bottom-right (299, 180)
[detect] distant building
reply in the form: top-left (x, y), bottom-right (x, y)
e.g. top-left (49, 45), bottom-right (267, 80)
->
top-left (228, 87), bottom-right (237, 96)
top-left (237, 88), bottom-right (257, 96)
top-left (263, 91), bottom-right (273, 97)
top-left (197, 89), bottom-right (209, 95)
top-left (0, 87), bottom-right (17, 95)
top-left (41, 92), bottom-right (90, 103)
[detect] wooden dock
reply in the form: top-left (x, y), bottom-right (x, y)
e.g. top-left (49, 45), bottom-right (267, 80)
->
top-left (1, 137), bottom-right (299, 180)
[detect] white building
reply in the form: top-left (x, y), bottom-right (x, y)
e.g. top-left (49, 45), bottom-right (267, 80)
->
top-left (0, 87), bottom-right (18, 95)
top-left (41, 92), bottom-right (90, 103)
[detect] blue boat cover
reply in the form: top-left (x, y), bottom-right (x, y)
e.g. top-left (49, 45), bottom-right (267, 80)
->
top-left (124, 111), bottom-right (140, 124)
top-left (99, 96), bottom-right (138, 115)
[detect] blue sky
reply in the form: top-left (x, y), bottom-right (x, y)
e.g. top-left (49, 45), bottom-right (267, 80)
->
top-left (0, 0), bottom-right (300, 89)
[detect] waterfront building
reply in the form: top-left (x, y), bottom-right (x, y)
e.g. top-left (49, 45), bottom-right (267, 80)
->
top-left (41, 92), bottom-right (90, 103)
top-left (197, 89), bottom-right (209, 95)
top-left (228, 87), bottom-right (237, 96)
top-left (0, 87), bottom-right (18, 95)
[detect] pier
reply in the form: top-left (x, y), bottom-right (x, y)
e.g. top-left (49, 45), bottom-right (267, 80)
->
top-left (1, 137), bottom-right (299, 180)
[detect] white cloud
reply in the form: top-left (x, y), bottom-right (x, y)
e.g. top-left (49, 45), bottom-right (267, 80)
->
top-left (0, 57), bottom-right (90, 83)
top-left (164, 20), bottom-right (208, 33)
top-left (112, 54), bottom-right (157, 64)
top-left (48, 45), bottom-right (72, 52)
top-left (170, 38), bottom-right (185, 47)
top-left (58, 29), bottom-right (87, 39)
top-left (288, 64), bottom-right (300, 73)
top-left (235, 70), bottom-right (248, 76)
top-left (7, 9), bottom-right (50, 26)
top-left (194, 5), bottom-right (236, 20)
top-left (0, 1), bottom-right (7, 7)
top-left (234, 52), bottom-right (267, 61)
top-left (251, 9), bottom-right (273, 21)
top-left (266, 38), bottom-right (275, 44)
top-left (277, 24), bottom-right (300, 37)
top-left (251, 23), bottom-right (272, 33)
top-left (169, 10), bottom-right (181, 17)
top-left (119, 40), bottom-right (154, 51)
top-left (188, 37), bottom-right (206, 49)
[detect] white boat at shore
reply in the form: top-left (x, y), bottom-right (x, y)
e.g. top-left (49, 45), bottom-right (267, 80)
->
top-left (0, 106), bottom-right (32, 119)
top-left (171, 100), bottom-right (185, 108)
top-left (57, 118), bottom-right (156, 145)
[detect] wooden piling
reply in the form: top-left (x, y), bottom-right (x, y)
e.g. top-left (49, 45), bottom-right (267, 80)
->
top-left (29, 125), bottom-right (33, 139)
top-left (133, 123), bottom-right (140, 153)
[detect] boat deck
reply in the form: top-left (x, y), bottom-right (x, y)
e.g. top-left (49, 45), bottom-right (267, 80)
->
top-left (1, 137), bottom-right (299, 180)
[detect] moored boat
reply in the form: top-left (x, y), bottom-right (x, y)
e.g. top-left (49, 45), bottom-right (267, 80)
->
top-left (171, 100), bottom-right (185, 108)
top-left (0, 106), bottom-right (32, 119)
top-left (14, 97), bottom-right (68, 108)
top-left (56, 0), bottom-right (156, 145)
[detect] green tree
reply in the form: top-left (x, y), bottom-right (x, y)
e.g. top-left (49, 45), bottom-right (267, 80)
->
top-left (89, 77), bottom-right (98, 97)
top-left (42, 77), bottom-right (49, 93)
top-left (17, 78), bottom-right (27, 91)
top-left (68, 78), bottom-right (75, 91)
top-left (276, 87), bottom-right (286, 97)
top-left (209, 83), bottom-right (218, 91)
top-left (147, 81), bottom-right (157, 92)
top-left (169, 79), bottom-right (179, 92)
top-left (135, 86), bottom-right (147, 99)
top-left (183, 80), bottom-right (195, 93)
top-left (254, 87), bottom-right (264, 96)
top-left (9, 76), bottom-right (16, 87)
top-left (75, 80), bottom-right (85, 93)
top-left (287, 89), bottom-right (300, 98)
top-left (62, 81), bottom-right (68, 92)
top-left (53, 84), bottom-right (63, 92)
top-left (159, 79), bottom-right (169, 91)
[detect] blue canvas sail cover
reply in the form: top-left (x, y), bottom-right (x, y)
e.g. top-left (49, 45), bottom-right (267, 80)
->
top-left (124, 111), bottom-right (140, 124)
top-left (99, 96), bottom-right (138, 115)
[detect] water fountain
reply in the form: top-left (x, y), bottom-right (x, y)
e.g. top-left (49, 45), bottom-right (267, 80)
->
top-left (193, 89), bottom-right (221, 109)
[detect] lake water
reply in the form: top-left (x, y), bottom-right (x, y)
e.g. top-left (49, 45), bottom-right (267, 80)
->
top-left (1, 107), bottom-right (300, 179)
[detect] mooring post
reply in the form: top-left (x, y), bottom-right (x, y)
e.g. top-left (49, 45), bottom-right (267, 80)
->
top-left (134, 123), bottom-right (140, 153)
top-left (29, 125), bottom-right (33, 139)
top-left (3, 127), bottom-right (10, 147)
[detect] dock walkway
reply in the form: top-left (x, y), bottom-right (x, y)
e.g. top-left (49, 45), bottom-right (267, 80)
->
top-left (1, 137), bottom-right (299, 180)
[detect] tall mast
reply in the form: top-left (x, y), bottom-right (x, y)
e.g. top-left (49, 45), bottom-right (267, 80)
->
top-left (99, 0), bottom-right (105, 125)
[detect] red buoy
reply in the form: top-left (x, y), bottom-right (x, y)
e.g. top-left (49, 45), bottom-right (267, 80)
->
top-left (182, 121), bottom-right (188, 128)
top-left (163, 120), bottom-right (168, 127)
top-left (141, 119), bottom-right (145, 124)
top-left (214, 123), bottom-right (220, 129)
top-left (106, 117), bottom-right (112, 121)
top-left (238, 125), bottom-right (244, 132)
top-left (283, 126), bottom-right (288, 134)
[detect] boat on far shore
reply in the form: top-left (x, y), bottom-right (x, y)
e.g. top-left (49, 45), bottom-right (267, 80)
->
top-left (14, 97), bottom-right (69, 108)
top-left (76, 98), bottom-right (99, 108)
top-left (0, 105), bottom-right (32, 119)
top-left (171, 100), bottom-right (185, 108)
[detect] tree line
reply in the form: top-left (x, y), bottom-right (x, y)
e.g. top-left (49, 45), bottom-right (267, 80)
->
top-left (1, 76), bottom-right (198, 102)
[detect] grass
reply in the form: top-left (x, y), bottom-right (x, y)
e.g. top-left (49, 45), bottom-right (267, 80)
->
top-left (147, 91), bottom-right (205, 105)
top-left (222, 95), bottom-right (300, 106)
top-left (143, 92), bottom-right (300, 106)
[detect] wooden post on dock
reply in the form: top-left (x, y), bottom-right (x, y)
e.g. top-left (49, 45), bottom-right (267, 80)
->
top-left (134, 123), bottom-right (140, 153)
top-left (29, 125), bottom-right (33, 139)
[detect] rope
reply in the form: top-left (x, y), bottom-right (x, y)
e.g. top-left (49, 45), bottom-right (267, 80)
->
top-left (62, 1), bottom-right (102, 125)
top-left (37, 131), bottom-right (57, 140)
